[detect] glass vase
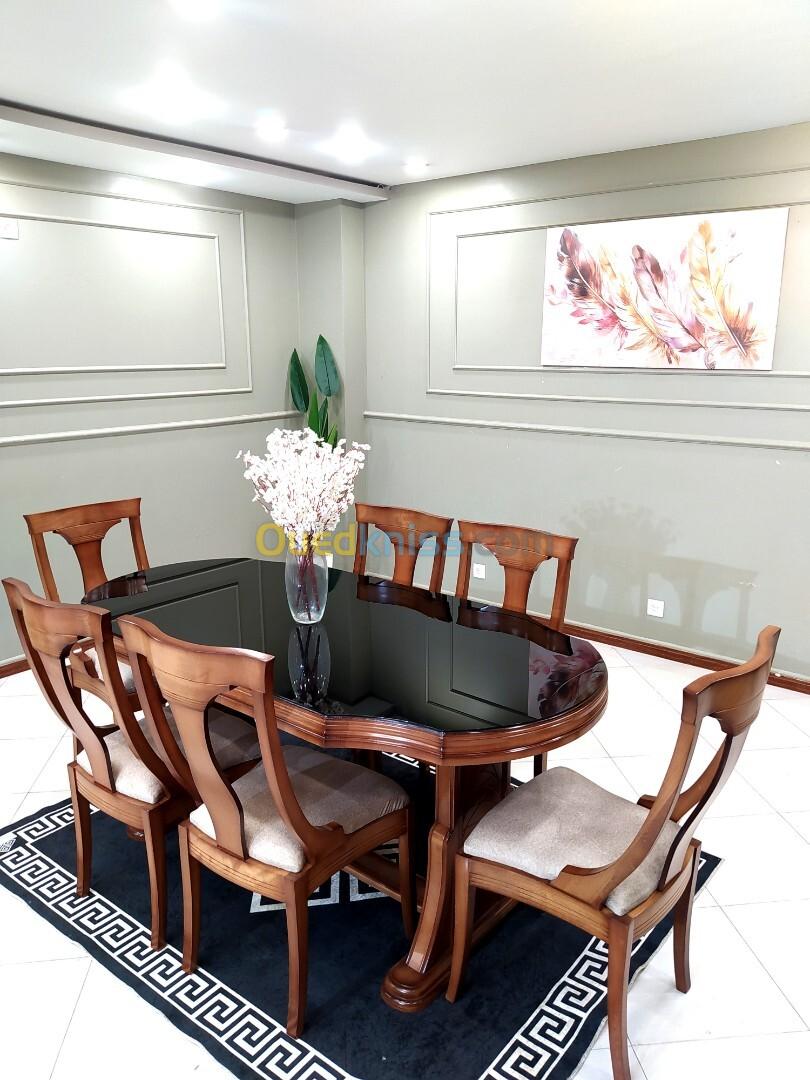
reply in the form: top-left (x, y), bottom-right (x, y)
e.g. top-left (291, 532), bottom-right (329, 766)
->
top-left (285, 546), bottom-right (328, 624)
top-left (287, 625), bottom-right (331, 705)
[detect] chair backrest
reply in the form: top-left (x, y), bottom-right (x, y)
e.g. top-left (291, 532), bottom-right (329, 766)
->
top-left (553, 626), bottom-right (780, 908)
top-left (455, 520), bottom-right (578, 625)
top-left (353, 503), bottom-right (453, 594)
top-left (1, 577), bottom-right (174, 796)
top-left (118, 615), bottom-right (340, 863)
top-left (24, 498), bottom-right (149, 601)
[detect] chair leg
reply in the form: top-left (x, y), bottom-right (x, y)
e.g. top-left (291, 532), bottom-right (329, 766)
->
top-left (607, 916), bottom-right (634, 1080)
top-left (179, 822), bottom-right (200, 973)
top-left (532, 753), bottom-right (548, 777)
top-left (446, 855), bottom-right (476, 1003)
top-left (68, 765), bottom-right (92, 898)
top-left (142, 809), bottom-right (167, 950)
top-left (674, 844), bottom-right (701, 993)
top-left (284, 880), bottom-right (309, 1038)
top-left (398, 812), bottom-right (416, 939)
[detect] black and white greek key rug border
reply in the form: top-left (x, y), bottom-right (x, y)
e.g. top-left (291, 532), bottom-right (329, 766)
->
top-left (0, 798), bottom-right (718, 1080)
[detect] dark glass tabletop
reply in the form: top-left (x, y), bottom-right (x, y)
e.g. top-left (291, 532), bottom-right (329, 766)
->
top-left (84, 558), bottom-right (607, 741)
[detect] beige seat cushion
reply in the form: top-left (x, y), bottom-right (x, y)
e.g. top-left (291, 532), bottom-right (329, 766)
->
top-left (85, 646), bottom-right (136, 694)
top-left (190, 744), bottom-right (409, 872)
top-left (77, 706), bottom-right (260, 804)
top-left (463, 766), bottom-right (680, 916)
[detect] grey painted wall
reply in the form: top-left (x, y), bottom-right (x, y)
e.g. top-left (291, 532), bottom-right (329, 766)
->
top-left (361, 124), bottom-right (810, 678)
top-left (0, 153), bottom-right (300, 660)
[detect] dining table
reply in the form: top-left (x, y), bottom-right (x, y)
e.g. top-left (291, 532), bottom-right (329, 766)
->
top-left (84, 556), bottom-right (609, 1012)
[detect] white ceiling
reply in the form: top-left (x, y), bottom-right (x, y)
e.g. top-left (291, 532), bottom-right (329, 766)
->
top-left (1, 0), bottom-right (809, 200)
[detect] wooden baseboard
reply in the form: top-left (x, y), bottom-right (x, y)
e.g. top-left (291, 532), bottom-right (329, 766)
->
top-left (1, 626), bottom-right (808, 695)
top-left (0, 656), bottom-right (28, 679)
top-left (563, 621), bottom-right (810, 696)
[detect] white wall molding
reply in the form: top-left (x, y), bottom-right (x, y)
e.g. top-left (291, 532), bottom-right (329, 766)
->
top-left (364, 409), bottom-right (810, 452)
top-left (0, 386), bottom-right (253, 409)
top-left (0, 410), bottom-right (297, 448)
top-left (426, 387), bottom-right (810, 412)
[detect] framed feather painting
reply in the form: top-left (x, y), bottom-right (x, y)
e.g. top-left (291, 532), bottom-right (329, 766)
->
top-left (540, 207), bottom-right (788, 369)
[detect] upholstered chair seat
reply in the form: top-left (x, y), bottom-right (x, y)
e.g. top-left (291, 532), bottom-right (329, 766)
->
top-left (463, 766), bottom-right (680, 916)
top-left (190, 744), bottom-right (410, 872)
top-left (84, 646), bottom-right (137, 694)
top-left (78, 705), bottom-right (260, 804)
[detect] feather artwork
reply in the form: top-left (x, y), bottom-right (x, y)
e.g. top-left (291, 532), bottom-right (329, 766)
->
top-left (542, 208), bottom-right (785, 370)
top-left (551, 228), bottom-right (627, 345)
top-left (631, 245), bottom-right (707, 360)
top-left (598, 248), bottom-right (680, 366)
top-left (687, 220), bottom-right (764, 366)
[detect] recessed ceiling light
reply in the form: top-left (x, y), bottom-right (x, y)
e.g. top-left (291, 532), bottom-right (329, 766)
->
top-left (120, 61), bottom-right (224, 126)
top-left (168, 0), bottom-right (223, 20)
top-left (403, 157), bottom-right (430, 177)
top-left (255, 111), bottom-right (289, 145)
top-left (316, 122), bottom-right (382, 166)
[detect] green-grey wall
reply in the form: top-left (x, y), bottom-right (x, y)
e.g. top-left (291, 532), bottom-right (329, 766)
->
top-left (0, 153), bottom-right (300, 659)
top-left (361, 124), bottom-right (810, 679)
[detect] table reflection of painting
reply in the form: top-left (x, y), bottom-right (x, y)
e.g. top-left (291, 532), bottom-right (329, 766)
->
top-left (529, 639), bottom-right (606, 720)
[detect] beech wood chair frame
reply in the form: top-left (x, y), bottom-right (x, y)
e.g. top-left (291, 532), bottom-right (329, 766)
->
top-left (2, 577), bottom-right (193, 949)
top-left (353, 503), bottom-right (453, 595)
top-left (455, 520), bottom-right (578, 627)
top-left (24, 498), bottom-right (149, 602)
top-left (446, 626), bottom-right (780, 1080)
top-left (118, 614), bottom-right (416, 1038)
top-left (24, 498), bottom-right (149, 703)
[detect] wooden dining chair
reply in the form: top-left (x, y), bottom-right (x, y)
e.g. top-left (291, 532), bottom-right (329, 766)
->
top-left (446, 626), bottom-right (780, 1080)
top-left (2, 577), bottom-right (261, 950)
top-left (118, 614), bottom-right (416, 1038)
top-left (455, 520), bottom-right (578, 626)
top-left (24, 498), bottom-right (149, 602)
top-left (24, 498), bottom-right (150, 701)
top-left (353, 503), bottom-right (453, 594)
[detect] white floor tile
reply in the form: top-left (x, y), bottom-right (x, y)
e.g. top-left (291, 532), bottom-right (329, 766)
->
top-left (631, 661), bottom-right (712, 710)
top-left (636, 1031), bottom-right (810, 1080)
top-left (589, 643), bottom-right (631, 669)
top-left (0, 793), bottom-right (23, 824)
top-left (625, 907), bottom-right (803, 1045)
top-left (0, 735), bottom-right (60, 794)
top-left (591, 668), bottom-right (681, 758)
top-left (51, 961), bottom-right (233, 1080)
top-left (13, 789), bottom-right (72, 820)
top-left (28, 733), bottom-right (74, 794)
top-left (0, 883), bottom-right (88, 966)
top-left (737, 747), bottom-right (810, 813)
top-left (784, 811), bottom-right (810, 843)
top-left (612, 752), bottom-right (772, 818)
top-left (0, 957), bottom-right (90, 1080)
top-left (576, 1043), bottom-right (646, 1079)
top-left (769, 694), bottom-right (810, 734)
top-left (740, 701), bottom-right (810, 750)
top-left (724, 900), bottom-right (810, 1027)
top-left (0, 692), bottom-right (65, 740)
top-left (696, 814), bottom-right (810, 904)
top-left (0, 669), bottom-right (41, 697)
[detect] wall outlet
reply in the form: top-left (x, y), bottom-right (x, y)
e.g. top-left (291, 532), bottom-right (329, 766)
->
top-left (0, 219), bottom-right (19, 240)
top-left (646, 598), bottom-right (665, 618)
top-left (472, 562), bottom-right (486, 580)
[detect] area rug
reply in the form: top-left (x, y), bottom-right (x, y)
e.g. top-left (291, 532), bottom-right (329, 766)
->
top-left (0, 756), bottom-right (718, 1080)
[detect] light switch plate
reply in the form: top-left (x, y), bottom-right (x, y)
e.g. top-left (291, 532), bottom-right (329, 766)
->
top-left (472, 562), bottom-right (486, 580)
top-left (646, 598), bottom-right (665, 618)
top-left (0, 219), bottom-right (19, 240)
